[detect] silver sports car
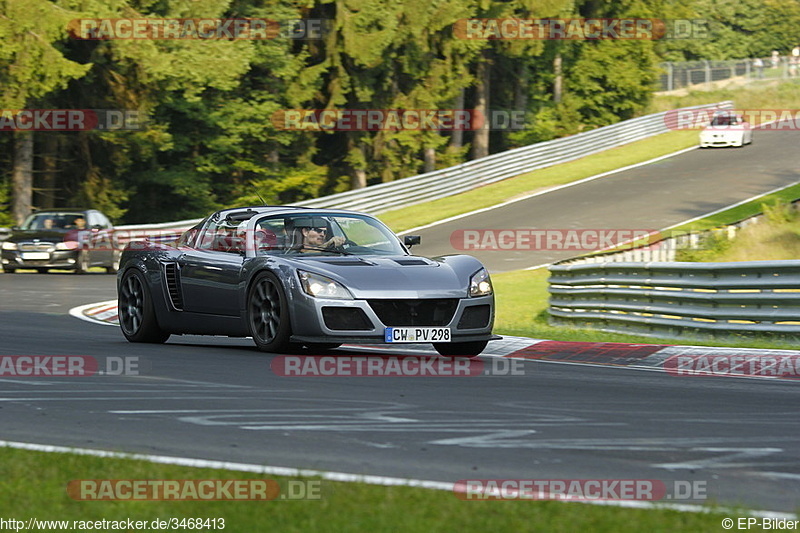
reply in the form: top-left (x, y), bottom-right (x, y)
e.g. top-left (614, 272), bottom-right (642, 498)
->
top-left (117, 206), bottom-right (496, 356)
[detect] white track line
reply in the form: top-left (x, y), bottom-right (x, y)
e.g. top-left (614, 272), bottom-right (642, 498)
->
top-left (0, 439), bottom-right (794, 518)
top-left (660, 178), bottom-right (800, 232)
top-left (399, 115), bottom-right (792, 236)
top-left (69, 299), bottom-right (118, 327)
top-left (399, 146), bottom-right (699, 235)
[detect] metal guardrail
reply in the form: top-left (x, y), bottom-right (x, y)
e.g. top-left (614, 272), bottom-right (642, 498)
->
top-left (548, 260), bottom-right (800, 338)
top-left (659, 57), bottom-right (799, 92)
top-left (291, 101), bottom-right (733, 214)
top-left (89, 101), bottom-right (733, 246)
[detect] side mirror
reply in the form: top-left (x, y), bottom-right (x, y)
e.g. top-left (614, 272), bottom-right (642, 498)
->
top-left (403, 235), bottom-right (421, 247)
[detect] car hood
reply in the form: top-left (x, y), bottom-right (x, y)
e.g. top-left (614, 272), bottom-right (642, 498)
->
top-left (287, 255), bottom-right (476, 298)
top-left (5, 230), bottom-right (68, 244)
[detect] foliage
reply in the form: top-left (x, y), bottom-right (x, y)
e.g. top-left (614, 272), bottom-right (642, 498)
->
top-left (0, 0), bottom-right (793, 224)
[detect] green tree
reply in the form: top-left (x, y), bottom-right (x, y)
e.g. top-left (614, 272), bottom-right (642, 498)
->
top-left (0, 0), bottom-right (90, 224)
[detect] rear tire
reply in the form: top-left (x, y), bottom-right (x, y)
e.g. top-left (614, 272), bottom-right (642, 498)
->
top-left (247, 271), bottom-right (292, 353)
top-left (433, 340), bottom-right (488, 358)
top-left (119, 269), bottom-right (170, 343)
top-left (36, 268), bottom-right (49, 274)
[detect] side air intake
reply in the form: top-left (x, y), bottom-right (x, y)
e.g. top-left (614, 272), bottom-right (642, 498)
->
top-left (164, 262), bottom-right (184, 310)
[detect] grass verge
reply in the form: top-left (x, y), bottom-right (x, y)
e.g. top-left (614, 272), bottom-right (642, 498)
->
top-left (668, 183), bottom-right (800, 233)
top-left (380, 130), bottom-right (698, 233)
top-left (381, 79), bottom-right (800, 235)
top-left (0, 446), bottom-right (745, 532)
top-left (650, 78), bottom-right (800, 113)
top-left (491, 187), bottom-right (800, 350)
top-left (676, 200), bottom-right (800, 262)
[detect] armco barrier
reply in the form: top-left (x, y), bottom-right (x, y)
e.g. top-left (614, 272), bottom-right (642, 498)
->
top-left (291, 101), bottom-right (733, 214)
top-left (548, 260), bottom-right (800, 338)
top-left (107, 100), bottom-right (733, 243)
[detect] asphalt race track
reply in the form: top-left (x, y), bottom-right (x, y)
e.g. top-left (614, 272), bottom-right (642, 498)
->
top-left (1, 274), bottom-right (799, 513)
top-left (412, 128), bottom-right (800, 272)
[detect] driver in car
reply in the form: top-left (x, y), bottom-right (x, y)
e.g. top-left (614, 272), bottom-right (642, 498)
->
top-left (292, 217), bottom-right (345, 252)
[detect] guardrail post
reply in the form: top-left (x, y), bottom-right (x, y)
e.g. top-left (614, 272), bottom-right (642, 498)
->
top-left (667, 62), bottom-right (674, 91)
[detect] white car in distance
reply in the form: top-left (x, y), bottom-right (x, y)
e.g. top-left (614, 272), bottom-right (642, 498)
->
top-left (699, 112), bottom-right (753, 148)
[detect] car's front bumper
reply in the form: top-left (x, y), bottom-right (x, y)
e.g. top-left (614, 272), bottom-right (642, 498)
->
top-left (290, 333), bottom-right (500, 345)
top-left (699, 132), bottom-right (745, 147)
top-left (700, 139), bottom-right (738, 147)
top-left (1, 249), bottom-right (80, 270)
top-left (289, 293), bottom-right (496, 345)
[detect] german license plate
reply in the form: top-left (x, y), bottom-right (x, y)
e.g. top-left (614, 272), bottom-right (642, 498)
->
top-left (385, 327), bottom-right (451, 343)
top-left (21, 252), bottom-right (50, 260)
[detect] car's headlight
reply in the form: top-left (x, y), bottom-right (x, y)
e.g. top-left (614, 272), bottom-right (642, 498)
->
top-left (1, 241), bottom-right (17, 251)
top-left (55, 241), bottom-right (79, 250)
top-left (469, 268), bottom-right (493, 297)
top-left (298, 270), bottom-right (353, 299)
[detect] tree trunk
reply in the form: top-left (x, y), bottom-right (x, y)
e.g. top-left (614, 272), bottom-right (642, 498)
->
top-left (553, 53), bottom-right (563, 103)
top-left (12, 131), bottom-right (34, 225)
top-left (348, 135), bottom-right (367, 189)
top-left (351, 168), bottom-right (367, 190)
top-left (515, 62), bottom-right (528, 112)
top-left (471, 52), bottom-right (490, 160)
top-left (449, 88), bottom-right (465, 150)
top-left (40, 134), bottom-right (58, 209)
top-left (423, 146), bottom-right (436, 173)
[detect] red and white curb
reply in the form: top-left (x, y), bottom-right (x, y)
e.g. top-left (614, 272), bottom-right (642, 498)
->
top-left (70, 301), bottom-right (800, 381)
top-left (69, 299), bottom-right (119, 326)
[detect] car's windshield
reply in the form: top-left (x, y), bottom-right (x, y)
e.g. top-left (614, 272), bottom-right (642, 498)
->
top-left (20, 212), bottom-right (85, 231)
top-left (710, 114), bottom-right (738, 126)
top-left (252, 213), bottom-right (407, 256)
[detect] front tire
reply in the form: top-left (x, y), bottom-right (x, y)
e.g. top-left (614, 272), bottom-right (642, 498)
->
top-left (2, 267), bottom-right (15, 274)
top-left (247, 271), bottom-right (292, 353)
top-left (75, 249), bottom-right (90, 274)
top-left (106, 250), bottom-right (121, 274)
top-left (119, 269), bottom-right (170, 343)
top-left (433, 340), bottom-right (488, 358)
